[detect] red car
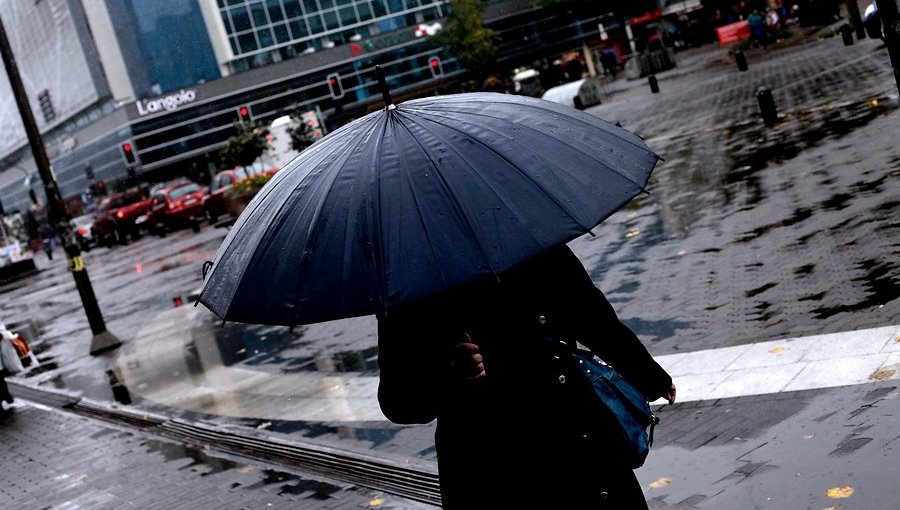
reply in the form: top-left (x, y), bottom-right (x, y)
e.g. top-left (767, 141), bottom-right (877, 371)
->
top-left (143, 181), bottom-right (207, 235)
top-left (91, 188), bottom-right (151, 246)
top-left (202, 162), bottom-right (278, 223)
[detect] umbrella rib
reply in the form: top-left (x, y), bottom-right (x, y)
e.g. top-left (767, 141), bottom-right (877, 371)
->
top-left (390, 116), bottom-right (454, 292)
top-left (392, 112), bottom-right (499, 276)
top-left (405, 105), bottom-right (657, 194)
top-left (406, 113), bottom-right (597, 233)
top-left (406, 94), bottom-right (653, 159)
top-left (222, 121), bottom-right (373, 324)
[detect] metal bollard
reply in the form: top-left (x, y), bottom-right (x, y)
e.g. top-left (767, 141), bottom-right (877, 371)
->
top-left (735, 50), bottom-right (748, 72)
top-left (648, 74), bottom-right (659, 94)
top-left (757, 86), bottom-right (778, 126)
top-left (840, 24), bottom-right (854, 46)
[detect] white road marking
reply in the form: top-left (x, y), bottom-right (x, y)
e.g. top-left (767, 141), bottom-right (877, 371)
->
top-left (119, 308), bottom-right (900, 421)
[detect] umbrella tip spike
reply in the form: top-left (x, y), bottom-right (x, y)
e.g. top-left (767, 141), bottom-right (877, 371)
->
top-left (375, 65), bottom-right (394, 109)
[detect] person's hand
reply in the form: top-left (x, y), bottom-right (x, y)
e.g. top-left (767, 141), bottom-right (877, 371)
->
top-left (452, 334), bottom-right (485, 382)
top-left (666, 383), bottom-right (676, 405)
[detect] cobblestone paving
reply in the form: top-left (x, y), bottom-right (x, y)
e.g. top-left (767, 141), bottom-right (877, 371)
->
top-left (573, 36), bottom-right (900, 354)
top-left (0, 403), bottom-right (430, 509)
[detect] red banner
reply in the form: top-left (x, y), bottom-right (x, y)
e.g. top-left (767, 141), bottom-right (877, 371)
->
top-left (716, 21), bottom-right (751, 45)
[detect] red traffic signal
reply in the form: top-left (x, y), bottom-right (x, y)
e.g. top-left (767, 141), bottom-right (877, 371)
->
top-left (238, 106), bottom-right (252, 122)
top-left (121, 142), bottom-right (137, 165)
top-left (327, 73), bottom-right (344, 99)
top-left (429, 57), bottom-right (443, 77)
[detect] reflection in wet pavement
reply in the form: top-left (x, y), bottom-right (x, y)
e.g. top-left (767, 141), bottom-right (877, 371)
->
top-left (141, 438), bottom-right (345, 499)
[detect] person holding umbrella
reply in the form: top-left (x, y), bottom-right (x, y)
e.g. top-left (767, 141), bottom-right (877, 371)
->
top-left (199, 67), bottom-right (677, 509)
top-left (377, 244), bottom-right (675, 508)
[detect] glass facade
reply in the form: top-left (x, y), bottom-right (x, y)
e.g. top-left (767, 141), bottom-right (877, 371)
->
top-left (216, 0), bottom-right (445, 71)
top-left (129, 42), bottom-right (459, 169)
top-left (0, 0), bottom-right (611, 212)
top-left (108, 0), bottom-right (221, 99)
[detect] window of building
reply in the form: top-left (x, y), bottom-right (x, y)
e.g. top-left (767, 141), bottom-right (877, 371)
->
top-left (250, 1), bottom-right (269, 27)
top-left (266, 0), bottom-right (285, 22)
top-left (273, 23), bottom-right (292, 43)
top-left (230, 6), bottom-right (253, 32)
top-left (288, 19), bottom-right (309, 38)
top-left (339, 6), bottom-right (357, 25)
top-left (238, 32), bottom-right (258, 52)
top-left (258, 27), bottom-right (276, 47)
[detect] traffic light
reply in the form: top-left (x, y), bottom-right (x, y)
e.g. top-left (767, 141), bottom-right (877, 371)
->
top-left (429, 57), bottom-right (443, 78)
top-left (238, 105), bottom-right (252, 122)
top-left (96, 180), bottom-right (106, 196)
top-left (327, 73), bottom-right (344, 99)
top-left (121, 142), bottom-right (137, 165)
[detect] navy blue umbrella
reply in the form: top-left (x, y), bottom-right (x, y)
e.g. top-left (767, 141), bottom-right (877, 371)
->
top-left (199, 87), bottom-right (659, 326)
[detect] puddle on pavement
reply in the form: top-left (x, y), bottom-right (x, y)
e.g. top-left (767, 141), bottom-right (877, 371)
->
top-left (811, 258), bottom-right (900, 319)
top-left (249, 469), bottom-right (342, 499)
top-left (722, 94), bottom-right (898, 202)
top-left (193, 314), bottom-right (379, 375)
top-left (141, 438), bottom-right (344, 498)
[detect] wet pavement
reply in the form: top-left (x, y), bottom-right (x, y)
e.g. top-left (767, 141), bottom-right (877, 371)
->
top-left (0, 402), bottom-right (430, 509)
top-left (0, 22), bottom-right (899, 508)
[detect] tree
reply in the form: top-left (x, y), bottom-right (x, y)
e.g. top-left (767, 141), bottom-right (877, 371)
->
top-left (218, 121), bottom-right (270, 170)
top-left (434, 0), bottom-right (498, 81)
top-left (287, 108), bottom-right (318, 153)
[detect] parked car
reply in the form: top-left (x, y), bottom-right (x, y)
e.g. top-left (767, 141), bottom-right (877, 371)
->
top-left (142, 181), bottom-right (207, 235)
top-left (91, 189), bottom-right (151, 246)
top-left (69, 214), bottom-right (96, 251)
top-left (202, 162), bottom-right (279, 223)
top-left (864, 2), bottom-right (883, 41)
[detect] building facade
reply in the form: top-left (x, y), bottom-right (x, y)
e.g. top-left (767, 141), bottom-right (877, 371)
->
top-left (0, 0), bottom-right (610, 215)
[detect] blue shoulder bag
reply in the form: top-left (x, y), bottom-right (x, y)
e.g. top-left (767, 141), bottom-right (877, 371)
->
top-left (552, 339), bottom-right (660, 469)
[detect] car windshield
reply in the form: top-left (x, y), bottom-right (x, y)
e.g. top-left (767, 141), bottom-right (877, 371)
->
top-left (168, 183), bottom-right (201, 200)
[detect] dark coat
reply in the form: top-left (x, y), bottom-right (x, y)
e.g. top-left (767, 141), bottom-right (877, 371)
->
top-left (377, 245), bottom-right (672, 509)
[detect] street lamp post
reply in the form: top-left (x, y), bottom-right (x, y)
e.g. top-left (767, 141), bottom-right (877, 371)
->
top-left (0, 14), bottom-right (120, 355)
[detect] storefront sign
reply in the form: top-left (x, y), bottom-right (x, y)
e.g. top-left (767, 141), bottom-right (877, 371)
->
top-left (135, 89), bottom-right (197, 116)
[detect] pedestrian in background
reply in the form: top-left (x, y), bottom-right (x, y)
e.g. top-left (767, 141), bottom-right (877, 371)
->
top-left (377, 245), bottom-right (676, 509)
top-left (0, 322), bottom-right (24, 414)
top-left (748, 7), bottom-right (768, 47)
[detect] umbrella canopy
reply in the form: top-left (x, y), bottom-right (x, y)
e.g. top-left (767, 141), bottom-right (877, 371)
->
top-left (199, 92), bottom-right (659, 326)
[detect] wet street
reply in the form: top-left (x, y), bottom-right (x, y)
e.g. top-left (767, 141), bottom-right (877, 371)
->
top-left (1, 30), bottom-right (898, 509)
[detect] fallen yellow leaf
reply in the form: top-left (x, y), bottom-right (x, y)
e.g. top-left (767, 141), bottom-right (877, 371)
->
top-left (869, 368), bottom-right (896, 381)
top-left (894, 336), bottom-right (900, 343)
top-left (821, 507), bottom-right (841, 510)
top-left (768, 346), bottom-right (784, 354)
top-left (648, 477), bottom-right (672, 489)
top-left (369, 498), bottom-right (385, 507)
top-left (238, 466), bottom-right (254, 474)
top-left (625, 229), bottom-right (640, 238)
top-left (826, 486), bottom-right (854, 499)
top-left (256, 421), bottom-right (272, 430)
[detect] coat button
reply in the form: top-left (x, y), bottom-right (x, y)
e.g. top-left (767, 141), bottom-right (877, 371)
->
top-left (599, 491), bottom-right (609, 501)
top-left (558, 375), bottom-right (566, 384)
top-left (538, 315), bottom-right (546, 325)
